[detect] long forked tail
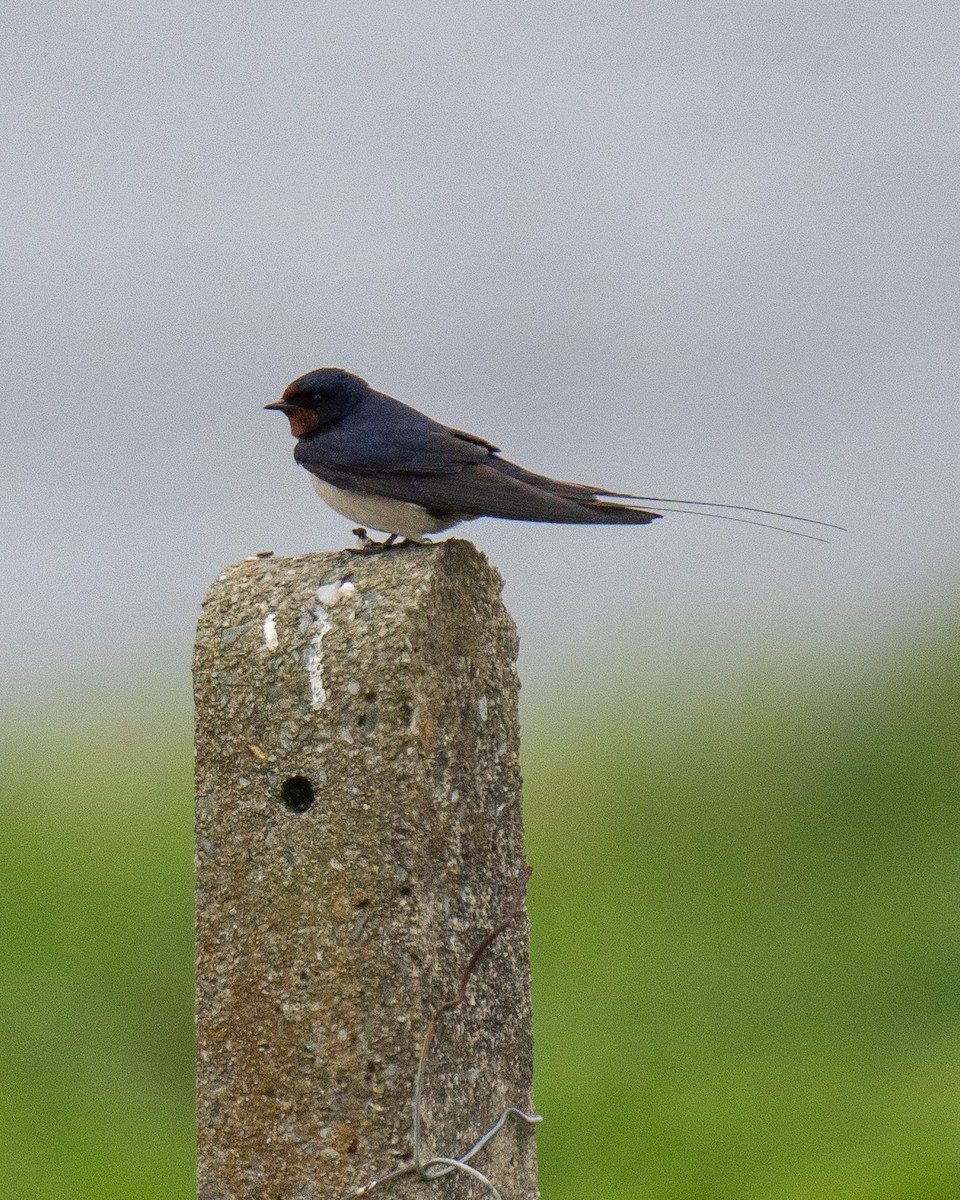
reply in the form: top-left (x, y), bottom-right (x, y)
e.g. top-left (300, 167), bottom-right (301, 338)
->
top-left (593, 490), bottom-right (845, 542)
top-left (603, 489), bottom-right (844, 530)
top-left (492, 457), bottom-right (843, 541)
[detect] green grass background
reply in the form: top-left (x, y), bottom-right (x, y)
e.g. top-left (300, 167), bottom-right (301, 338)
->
top-left (2, 618), bottom-right (958, 1198)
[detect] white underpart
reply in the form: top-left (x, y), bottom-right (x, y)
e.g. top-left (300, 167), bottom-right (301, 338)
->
top-left (309, 476), bottom-right (463, 542)
top-left (305, 579), bottom-right (356, 707)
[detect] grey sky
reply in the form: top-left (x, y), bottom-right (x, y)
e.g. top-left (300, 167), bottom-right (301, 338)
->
top-left (3, 1), bottom-right (958, 704)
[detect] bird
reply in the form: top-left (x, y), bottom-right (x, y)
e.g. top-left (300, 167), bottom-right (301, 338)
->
top-left (266, 367), bottom-right (839, 551)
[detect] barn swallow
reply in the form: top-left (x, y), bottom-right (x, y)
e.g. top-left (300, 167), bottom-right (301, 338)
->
top-left (266, 368), bottom-right (839, 550)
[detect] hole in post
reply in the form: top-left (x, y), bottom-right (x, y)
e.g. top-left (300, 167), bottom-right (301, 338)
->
top-left (280, 775), bottom-right (315, 813)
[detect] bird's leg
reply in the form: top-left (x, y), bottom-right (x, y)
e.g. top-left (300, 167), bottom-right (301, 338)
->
top-left (347, 528), bottom-right (402, 555)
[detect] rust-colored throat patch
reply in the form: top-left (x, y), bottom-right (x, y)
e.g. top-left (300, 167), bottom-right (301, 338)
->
top-left (283, 406), bottom-right (322, 437)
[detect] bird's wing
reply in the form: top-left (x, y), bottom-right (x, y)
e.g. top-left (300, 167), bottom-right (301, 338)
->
top-left (299, 440), bottom-right (659, 523)
top-left (296, 423), bottom-right (496, 479)
top-left (441, 425), bottom-right (500, 454)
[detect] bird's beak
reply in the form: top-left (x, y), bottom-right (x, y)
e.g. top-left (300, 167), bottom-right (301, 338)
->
top-left (264, 400), bottom-right (290, 412)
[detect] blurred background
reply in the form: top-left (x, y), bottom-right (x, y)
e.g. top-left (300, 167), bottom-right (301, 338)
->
top-left (2, 2), bottom-right (958, 1197)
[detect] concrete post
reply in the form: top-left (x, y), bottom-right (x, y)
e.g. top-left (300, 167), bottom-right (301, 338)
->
top-left (193, 540), bottom-right (537, 1199)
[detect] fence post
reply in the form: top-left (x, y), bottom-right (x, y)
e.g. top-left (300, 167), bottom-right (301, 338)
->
top-left (193, 540), bottom-right (538, 1199)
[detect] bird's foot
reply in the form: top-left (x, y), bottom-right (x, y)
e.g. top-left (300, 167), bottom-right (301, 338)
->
top-left (346, 528), bottom-right (404, 555)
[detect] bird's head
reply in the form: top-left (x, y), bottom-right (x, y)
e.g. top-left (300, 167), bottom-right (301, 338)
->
top-left (265, 367), bottom-right (368, 436)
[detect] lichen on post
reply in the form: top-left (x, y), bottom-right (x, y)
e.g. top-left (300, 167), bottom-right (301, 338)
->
top-left (193, 539), bottom-right (538, 1199)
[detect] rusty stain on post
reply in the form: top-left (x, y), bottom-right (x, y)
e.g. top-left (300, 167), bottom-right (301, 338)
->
top-left (193, 540), bottom-right (538, 1199)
